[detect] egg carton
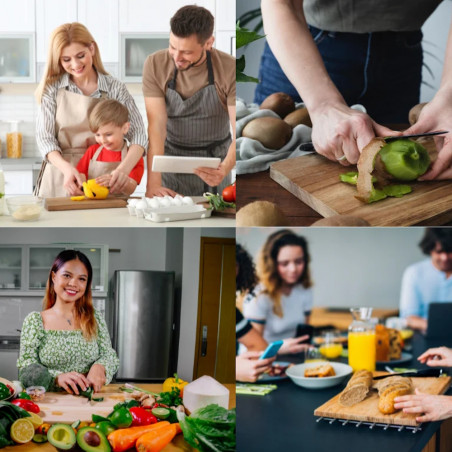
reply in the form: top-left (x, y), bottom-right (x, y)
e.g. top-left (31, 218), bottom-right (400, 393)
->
top-left (127, 195), bottom-right (212, 222)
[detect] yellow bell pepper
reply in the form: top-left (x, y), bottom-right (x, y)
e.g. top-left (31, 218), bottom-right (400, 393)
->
top-left (162, 374), bottom-right (188, 396)
top-left (82, 179), bottom-right (109, 199)
top-left (70, 195), bottom-right (86, 201)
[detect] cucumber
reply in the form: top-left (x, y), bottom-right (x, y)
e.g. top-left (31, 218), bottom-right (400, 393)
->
top-left (151, 407), bottom-right (170, 420)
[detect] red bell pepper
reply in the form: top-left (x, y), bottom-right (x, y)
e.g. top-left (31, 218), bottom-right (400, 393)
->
top-left (11, 399), bottom-right (40, 413)
top-left (129, 406), bottom-right (157, 426)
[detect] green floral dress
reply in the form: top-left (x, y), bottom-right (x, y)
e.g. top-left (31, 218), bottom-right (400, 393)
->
top-left (17, 310), bottom-right (119, 390)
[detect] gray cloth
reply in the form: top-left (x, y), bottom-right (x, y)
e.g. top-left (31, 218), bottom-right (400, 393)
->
top-left (304, 0), bottom-right (442, 33)
top-left (236, 105), bottom-right (312, 175)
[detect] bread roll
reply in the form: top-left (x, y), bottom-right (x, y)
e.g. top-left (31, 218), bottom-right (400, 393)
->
top-left (378, 383), bottom-right (413, 414)
top-left (304, 363), bottom-right (335, 378)
top-left (339, 370), bottom-right (373, 406)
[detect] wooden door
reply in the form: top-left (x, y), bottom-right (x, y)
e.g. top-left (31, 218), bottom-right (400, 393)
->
top-left (193, 237), bottom-right (235, 384)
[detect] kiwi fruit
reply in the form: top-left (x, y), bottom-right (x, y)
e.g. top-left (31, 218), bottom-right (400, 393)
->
top-left (260, 92), bottom-right (295, 118)
top-left (242, 117), bottom-right (293, 149)
top-left (310, 215), bottom-right (370, 227)
top-left (236, 201), bottom-right (290, 226)
top-left (284, 107), bottom-right (312, 128)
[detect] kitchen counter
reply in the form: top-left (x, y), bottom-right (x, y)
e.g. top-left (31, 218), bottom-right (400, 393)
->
top-left (0, 158), bottom-right (43, 171)
top-left (0, 197), bottom-right (235, 227)
top-left (237, 332), bottom-right (452, 452)
top-left (4, 383), bottom-right (235, 451)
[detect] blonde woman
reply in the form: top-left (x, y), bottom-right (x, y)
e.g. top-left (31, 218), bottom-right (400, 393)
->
top-left (35, 22), bottom-right (147, 197)
top-left (243, 230), bottom-right (313, 344)
top-left (17, 250), bottom-right (119, 394)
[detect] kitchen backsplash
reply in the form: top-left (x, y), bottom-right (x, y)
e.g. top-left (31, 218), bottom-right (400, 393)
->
top-left (0, 87), bottom-right (147, 160)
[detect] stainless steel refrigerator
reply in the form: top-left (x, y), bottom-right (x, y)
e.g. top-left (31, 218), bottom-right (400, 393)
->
top-left (110, 270), bottom-right (177, 381)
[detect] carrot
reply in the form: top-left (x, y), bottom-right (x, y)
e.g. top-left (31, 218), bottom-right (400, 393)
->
top-left (107, 421), bottom-right (170, 452)
top-left (174, 423), bottom-right (182, 435)
top-left (135, 424), bottom-right (178, 452)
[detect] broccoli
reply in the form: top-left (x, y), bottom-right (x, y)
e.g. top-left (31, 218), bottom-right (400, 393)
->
top-left (19, 364), bottom-right (53, 391)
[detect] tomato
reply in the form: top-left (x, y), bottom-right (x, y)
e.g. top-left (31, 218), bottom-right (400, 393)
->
top-left (11, 399), bottom-right (40, 413)
top-left (0, 383), bottom-right (10, 400)
top-left (222, 184), bottom-right (236, 203)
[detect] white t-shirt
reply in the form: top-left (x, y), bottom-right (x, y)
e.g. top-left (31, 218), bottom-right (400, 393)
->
top-left (243, 284), bottom-right (313, 343)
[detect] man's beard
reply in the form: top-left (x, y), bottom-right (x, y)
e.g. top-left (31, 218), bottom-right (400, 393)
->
top-left (178, 50), bottom-right (205, 71)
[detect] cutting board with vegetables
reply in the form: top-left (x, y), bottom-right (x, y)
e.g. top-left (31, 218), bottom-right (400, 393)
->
top-left (38, 391), bottom-right (127, 423)
top-left (45, 197), bottom-right (127, 211)
top-left (270, 154), bottom-right (452, 226)
top-left (314, 374), bottom-right (451, 426)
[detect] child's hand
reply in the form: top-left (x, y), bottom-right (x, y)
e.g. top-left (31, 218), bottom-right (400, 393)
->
top-left (95, 174), bottom-right (112, 187)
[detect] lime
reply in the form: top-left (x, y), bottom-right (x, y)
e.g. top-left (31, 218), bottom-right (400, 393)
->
top-left (10, 418), bottom-right (35, 444)
top-left (27, 411), bottom-right (44, 429)
top-left (151, 407), bottom-right (170, 420)
top-left (32, 433), bottom-right (48, 443)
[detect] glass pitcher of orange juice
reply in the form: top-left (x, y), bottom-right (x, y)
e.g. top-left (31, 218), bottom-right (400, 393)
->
top-left (348, 308), bottom-right (376, 372)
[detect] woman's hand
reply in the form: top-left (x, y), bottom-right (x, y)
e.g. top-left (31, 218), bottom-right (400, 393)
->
top-left (86, 364), bottom-right (106, 393)
top-left (56, 371), bottom-right (90, 395)
top-left (310, 103), bottom-right (398, 164)
top-left (236, 351), bottom-right (275, 383)
top-left (61, 163), bottom-right (84, 196)
top-left (394, 388), bottom-right (452, 422)
top-left (279, 335), bottom-right (310, 354)
top-left (108, 169), bottom-right (130, 194)
top-left (418, 346), bottom-right (452, 367)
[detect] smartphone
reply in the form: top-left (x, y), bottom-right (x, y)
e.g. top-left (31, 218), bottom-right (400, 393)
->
top-left (259, 340), bottom-right (284, 360)
top-left (295, 324), bottom-right (314, 342)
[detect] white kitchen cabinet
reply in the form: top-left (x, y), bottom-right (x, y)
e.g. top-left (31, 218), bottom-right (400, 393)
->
top-left (36, 0), bottom-right (78, 63)
top-left (119, 0), bottom-right (215, 33)
top-left (215, 0), bottom-right (236, 32)
top-left (0, 0), bottom-right (35, 32)
top-left (215, 32), bottom-right (235, 56)
top-left (4, 170), bottom-right (33, 196)
top-left (0, 246), bottom-right (23, 291)
top-left (0, 34), bottom-right (36, 83)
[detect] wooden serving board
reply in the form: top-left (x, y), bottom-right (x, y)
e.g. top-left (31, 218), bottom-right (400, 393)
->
top-left (38, 391), bottom-right (127, 423)
top-left (270, 154), bottom-right (452, 226)
top-left (314, 374), bottom-right (452, 426)
top-left (45, 197), bottom-right (127, 211)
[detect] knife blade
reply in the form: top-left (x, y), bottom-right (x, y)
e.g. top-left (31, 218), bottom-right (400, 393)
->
top-left (383, 130), bottom-right (448, 142)
top-left (373, 368), bottom-right (443, 380)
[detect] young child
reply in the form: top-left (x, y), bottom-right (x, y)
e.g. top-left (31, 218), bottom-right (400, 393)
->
top-left (76, 99), bottom-right (145, 196)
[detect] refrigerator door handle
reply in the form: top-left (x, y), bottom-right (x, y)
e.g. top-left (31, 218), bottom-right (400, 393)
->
top-left (201, 325), bottom-right (208, 357)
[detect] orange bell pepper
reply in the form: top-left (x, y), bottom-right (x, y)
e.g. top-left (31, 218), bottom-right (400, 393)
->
top-left (135, 423), bottom-right (178, 452)
top-left (107, 421), bottom-right (169, 452)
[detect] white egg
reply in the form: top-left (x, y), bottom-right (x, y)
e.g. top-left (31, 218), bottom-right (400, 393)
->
top-left (159, 198), bottom-right (171, 207)
top-left (175, 194), bottom-right (183, 201)
top-left (171, 197), bottom-right (183, 206)
top-left (128, 198), bottom-right (138, 207)
top-left (148, 198), bottom-right (160, 209)
top-left (135, 199), bottom-right (147, 210)
top-left (153, 196), bottom-right (164, 206)
top-left (182, 196), bottom-right (194, 205)
top-left (164, 195), bottom-right (173, 201)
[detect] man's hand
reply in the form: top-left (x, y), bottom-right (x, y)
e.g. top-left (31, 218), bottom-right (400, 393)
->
top-left (145, 185), bottom-right (178, 198)
top-left (194, 162), bottom-right (229, 187)
top-left (310, 103), bottom-right (398, 164)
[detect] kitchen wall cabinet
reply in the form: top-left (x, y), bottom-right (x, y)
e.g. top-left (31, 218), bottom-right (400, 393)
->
top-left (4, 169), bottom-right (33, 196)
top-left (0, 34), bottom-right (36, 83)
top-left (0, 244), bottom-right (109, 296)
top-left (0, 0), bottom-right (35, 32)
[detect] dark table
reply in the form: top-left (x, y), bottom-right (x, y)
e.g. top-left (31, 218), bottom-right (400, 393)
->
top-left (237, 332), bottom-right (452, 452)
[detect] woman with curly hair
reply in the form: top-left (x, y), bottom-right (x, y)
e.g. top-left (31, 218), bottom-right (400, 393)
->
top-left (243, 230), bottom-right (313, 343)
top-left (18, 250), bottom-right (119, 394)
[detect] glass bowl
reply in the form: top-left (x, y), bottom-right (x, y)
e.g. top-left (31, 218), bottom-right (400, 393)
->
top-left (6, 196), bottom-right (43, 221)
top-left (25, 386), bottom-right (46, 402)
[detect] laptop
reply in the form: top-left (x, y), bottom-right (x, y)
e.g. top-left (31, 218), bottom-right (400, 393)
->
top-left (426, 302), bottom-right (452, 339)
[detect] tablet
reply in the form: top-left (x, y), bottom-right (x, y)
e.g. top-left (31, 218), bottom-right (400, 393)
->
top-left (151, 156), bottom-right (221, 173)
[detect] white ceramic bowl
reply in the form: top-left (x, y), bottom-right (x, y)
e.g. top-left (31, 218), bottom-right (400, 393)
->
top-left (0, 377), bottom-right (16, 401)
top-left (286, 361), bottom-right (353, 389)
top-left (6, 196), bottom-right (43, 221)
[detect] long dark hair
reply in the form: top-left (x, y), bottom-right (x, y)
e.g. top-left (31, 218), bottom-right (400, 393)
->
top-left (236, 244), bottom-right (258, 293)
top-left (419, 228), bottom-right (452, 255)
top-left (43, 250), bottom-right (96, 340)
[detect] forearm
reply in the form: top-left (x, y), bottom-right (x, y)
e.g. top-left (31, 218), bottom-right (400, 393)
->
top-left (146, 124), bottom-right (167, 190)
top-left (438, 18), bottom-right (452, 92)
top-left (121, 177), bottom-right (137, 196)
top-left (116, 145), bottom-right (144, 175)
top-left (46, 150), bottom-right (71, 173)
top-left (261, 0), bottom-right (344, 112)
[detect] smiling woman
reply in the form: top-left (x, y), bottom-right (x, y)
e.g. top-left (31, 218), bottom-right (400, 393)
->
top-left (17, 249), bottom-right (119, 395)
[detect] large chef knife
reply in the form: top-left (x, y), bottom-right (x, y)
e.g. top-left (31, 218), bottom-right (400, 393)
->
top-left (373, 368), bottom-right (444, 380)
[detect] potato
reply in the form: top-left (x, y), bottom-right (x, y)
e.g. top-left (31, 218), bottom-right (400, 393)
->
top-left (242, 117), bottom-right (293, 150)
top-left (236, 201), bottom-right (290, 226)
top-left (260, 92), bottom-right (295, 118)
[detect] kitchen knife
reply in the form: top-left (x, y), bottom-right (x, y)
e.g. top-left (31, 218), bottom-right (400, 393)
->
top-left (373, 368), bottom-right (443, 380)
top-left (297, 131), bottom-right (449, 152)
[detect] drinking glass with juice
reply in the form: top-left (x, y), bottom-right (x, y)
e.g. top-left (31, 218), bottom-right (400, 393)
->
top-left (348, 308), bottom-right (376, 372)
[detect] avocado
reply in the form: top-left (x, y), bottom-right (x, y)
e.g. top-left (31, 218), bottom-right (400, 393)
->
top-left (77, 427), bottom-right (111, 452)
top-left (47, 423), bottom-right (77, 450)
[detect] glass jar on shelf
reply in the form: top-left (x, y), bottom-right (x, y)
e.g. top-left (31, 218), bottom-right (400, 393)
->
top-left (6, 121), bottom-right (22, 159)
top-left (348, 307), bottom-right (376, 372)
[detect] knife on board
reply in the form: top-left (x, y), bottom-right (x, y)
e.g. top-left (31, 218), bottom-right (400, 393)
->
top-left (373, 368), bottom-right (444, 380)
top-left (297, 131), bottom-right (449, 152)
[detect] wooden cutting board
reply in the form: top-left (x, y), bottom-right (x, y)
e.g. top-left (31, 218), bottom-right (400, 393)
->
top-left (38, 391), bottom-right (127, 423)
top-left (270, 154), bottom-right (452, 226)
top-left (45, 197), bottom-right (127, 211)
top-left (314, 374), bottom-right (451, 426)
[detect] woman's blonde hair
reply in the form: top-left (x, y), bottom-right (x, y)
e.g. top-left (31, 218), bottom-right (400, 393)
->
top-left (35, 22), bottom-right (108, 103)
top-left (43, 250), bottom-right (97, 341)
top-left (256, 229), bottom-right (312, 318)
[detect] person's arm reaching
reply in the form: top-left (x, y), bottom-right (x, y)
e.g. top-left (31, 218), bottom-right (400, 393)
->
top-left (261, 0), bottom-right (394, 164)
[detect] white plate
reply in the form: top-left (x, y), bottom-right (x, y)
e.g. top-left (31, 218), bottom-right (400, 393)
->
top-left (144, 205), bottom-right (212, 222)
top-left (257, 361), bottom-right (292, 382)
top-left (152, 156), bottom-right (221, 173)
top-left (286, 361), bottom-right (353, 389)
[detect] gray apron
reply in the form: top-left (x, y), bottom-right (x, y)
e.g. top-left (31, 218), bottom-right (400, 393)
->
top-left (87, 141), bottom-right (128, 180)
top-left (163, 51), bottom-right (231, 196)
top-left (35, 89), bottom-right (106, 198)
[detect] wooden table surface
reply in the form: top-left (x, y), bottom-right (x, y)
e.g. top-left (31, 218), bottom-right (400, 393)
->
top-left (4, 383), bottom-right (236, 452)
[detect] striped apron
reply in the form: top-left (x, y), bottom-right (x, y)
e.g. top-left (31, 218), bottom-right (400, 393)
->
top-left (163, 51), bottom-right (231, 196)
top-left (35, 89), bottom-right (106, 198)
